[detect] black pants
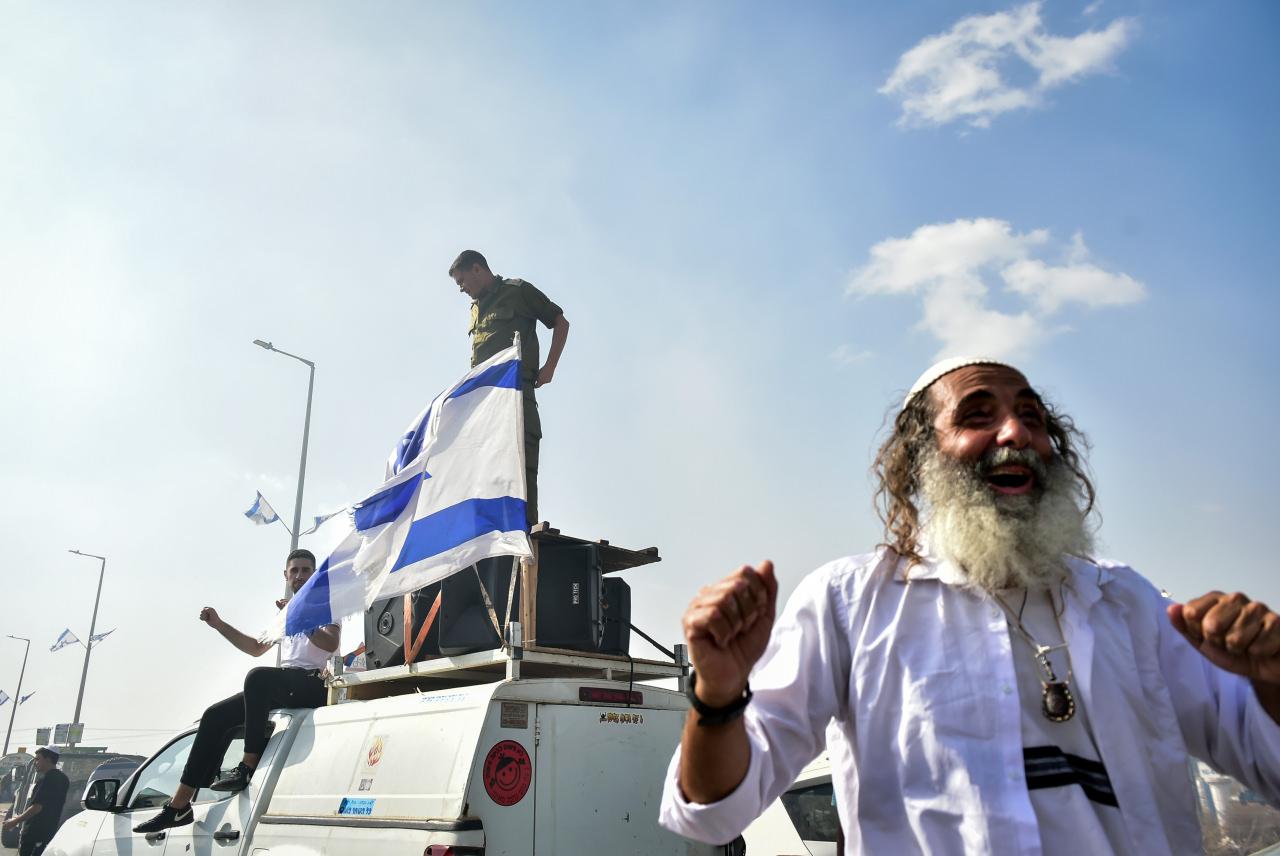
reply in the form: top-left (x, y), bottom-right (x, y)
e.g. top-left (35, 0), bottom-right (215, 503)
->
top-left (19, 829), bottom-right (51, 856)
top-left (179, 666), bottom-right (325, 788)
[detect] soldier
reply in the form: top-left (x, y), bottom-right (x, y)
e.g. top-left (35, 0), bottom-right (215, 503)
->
top-left (450, 250), bottom-right (570, 528)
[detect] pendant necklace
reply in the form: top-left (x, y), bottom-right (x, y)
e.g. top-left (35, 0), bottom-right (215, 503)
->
top-left (992, 589), bottom-right (1076, 723)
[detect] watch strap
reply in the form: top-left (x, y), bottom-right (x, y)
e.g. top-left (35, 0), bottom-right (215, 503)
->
top-left (685, 671), bottom-right (752, 726)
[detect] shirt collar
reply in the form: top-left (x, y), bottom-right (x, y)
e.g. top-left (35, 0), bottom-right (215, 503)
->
top-left (473, 274), bottom-right (502, 309)
top-left (895, 553), bottom-right (967, 585)
top-left (896, 544), bottom-right (1115, 602)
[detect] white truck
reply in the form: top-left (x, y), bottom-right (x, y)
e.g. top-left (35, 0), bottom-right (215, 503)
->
top-left (49, 529), bottom-right (741, 856)
top-left (45, 644), bottom-right (736, 856)
top-left (47, 634), bottom-right (742, 854)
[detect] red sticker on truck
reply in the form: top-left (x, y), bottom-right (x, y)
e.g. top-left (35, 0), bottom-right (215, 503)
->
top-left (367, 736), bottom-right (385, 767)
top-left (482, 740), bottom-right (532, 806)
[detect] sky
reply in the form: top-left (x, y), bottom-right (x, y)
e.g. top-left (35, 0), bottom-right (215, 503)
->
top-left (1, 1), bottom-right (1277, 758)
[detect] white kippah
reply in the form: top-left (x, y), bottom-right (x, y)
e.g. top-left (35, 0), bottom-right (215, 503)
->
top-left (902, 356), bottom-right (1019, 409)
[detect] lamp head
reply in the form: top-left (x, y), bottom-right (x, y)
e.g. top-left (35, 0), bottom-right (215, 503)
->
top-left (253, 339), bottom-right (273, 350)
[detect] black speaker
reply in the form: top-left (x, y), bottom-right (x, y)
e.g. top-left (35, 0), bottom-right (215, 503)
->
top-left (438, 557), bottom-right (522, 656)
top-left (364, 583), bottom-right (441, 669)
top-left (535, 543), bottom-right (603, 651)
top-left (599, 577), bottom-right (631, 656)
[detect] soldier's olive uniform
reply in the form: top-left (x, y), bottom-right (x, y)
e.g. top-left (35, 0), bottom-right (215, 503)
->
top-left (469, 277), bottom-right (563, 527)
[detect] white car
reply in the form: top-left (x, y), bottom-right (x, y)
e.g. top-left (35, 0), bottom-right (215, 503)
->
top-left (743, 755), bottom-right (838, 856)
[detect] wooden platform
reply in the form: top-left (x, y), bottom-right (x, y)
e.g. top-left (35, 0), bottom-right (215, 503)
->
top-left (328, 639), bottom-right (687, 704)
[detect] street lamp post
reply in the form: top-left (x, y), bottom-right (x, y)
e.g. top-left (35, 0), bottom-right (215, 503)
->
top-left (67, 550), bottom-right (106, 747)
top-left (252, 340), bottom-right (316, 556)
top-left (3, 635), bottom-right (30, 755)
top-left (253, 340), bottom-right (316, 667)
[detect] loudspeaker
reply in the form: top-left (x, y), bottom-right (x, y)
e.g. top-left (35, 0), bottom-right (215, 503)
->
top-left (599, 577), bottom-right (631, 656)
top-left (438, 557), bottom-right (522, 656)
top-left (364, 583), bottom-right (441, 669)
top-left (535, 543), bottom-right (604, 651)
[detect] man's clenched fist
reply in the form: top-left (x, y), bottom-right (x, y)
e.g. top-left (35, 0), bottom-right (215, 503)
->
top-left (682, 561), bottom-right (778, 708)
top-left (1169, 591), bottom-right (1280, 685)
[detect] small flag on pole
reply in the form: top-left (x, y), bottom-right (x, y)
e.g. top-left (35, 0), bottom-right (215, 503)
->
top-left (89, 629), bottom-right (115, 644)
top-left (19, 692), bottom-right (35, 705)
top-left (50, 629), bottom-right (81, 652)
top-left (307, 509), bottom-right (345, 533)
top-left (244, 492), bottom-right (281, 526)
top-left (0, 691), bottom-right (9, 707)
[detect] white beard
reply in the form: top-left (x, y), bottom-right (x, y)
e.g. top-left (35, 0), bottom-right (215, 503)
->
top-left (919, 446), bottom-right (1094, 591)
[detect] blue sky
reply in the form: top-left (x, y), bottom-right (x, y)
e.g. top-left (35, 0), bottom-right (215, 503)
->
top-left (1, 1), bottom-right (1277, 755)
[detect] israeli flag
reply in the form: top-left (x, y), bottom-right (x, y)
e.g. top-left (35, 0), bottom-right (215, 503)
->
top-left (262, 344), bottom-right (532, 642)
top-left (244, 492), bottom-right (281, 526)
top-left (89, 629), bottom-right (115, 644)
top-left (50, 629), bottom-right (80, 652)
top-left (0, 691), bottom-right (8, 707)
top-left (307, 509), bottom-right (345, 533)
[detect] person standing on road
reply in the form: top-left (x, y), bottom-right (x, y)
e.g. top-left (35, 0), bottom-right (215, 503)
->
top-left (2, 747), bottom-right (69, 856)
top-left (132, 548), bottom-right (339, 834)
top-left (450, 249), bottom-right (570, 528)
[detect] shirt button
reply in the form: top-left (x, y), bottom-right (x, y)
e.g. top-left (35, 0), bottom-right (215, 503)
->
top-left (1009, 771), bottom-right (1021, 782)
top-left (1002, 685), bottom-right (1013, 695)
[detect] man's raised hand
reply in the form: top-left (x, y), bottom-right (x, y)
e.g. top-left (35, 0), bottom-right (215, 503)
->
top-left (1169, 591), bottom-right (1280, 685)
top-left (199, 607), bottom-right (223, 629)
top-left (682, 561), bottom-right (778, 707)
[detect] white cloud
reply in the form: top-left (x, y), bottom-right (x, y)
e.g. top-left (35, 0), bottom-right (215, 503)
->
top-left (848, 218), bottom-right (1145, 360)
top-left (242, 472), bottom-right (290, 493)
top-left (881, 2), bottom-right (1134, 128)
top-left (829, 344), bottom-right (874, 366)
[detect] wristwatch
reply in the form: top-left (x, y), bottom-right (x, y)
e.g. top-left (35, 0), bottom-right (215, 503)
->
top-left (685, 671), bottom-right (752, 726)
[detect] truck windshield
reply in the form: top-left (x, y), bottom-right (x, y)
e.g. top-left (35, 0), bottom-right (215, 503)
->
top-left (129, 734), bottom-right (196, 810)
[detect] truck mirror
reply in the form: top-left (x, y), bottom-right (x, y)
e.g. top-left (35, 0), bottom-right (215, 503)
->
top-left (83, 779), bottom-right (121, 811)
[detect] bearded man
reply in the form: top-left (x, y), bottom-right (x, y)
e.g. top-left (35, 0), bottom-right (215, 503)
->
top-left (659, 357), bottom-right (1280, 855)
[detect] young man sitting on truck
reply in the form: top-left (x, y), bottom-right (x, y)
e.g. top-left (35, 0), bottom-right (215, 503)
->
top-left (134, 548), bottom-right (339, 833)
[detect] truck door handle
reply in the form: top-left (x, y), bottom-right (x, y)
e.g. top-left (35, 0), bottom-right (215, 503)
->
top-left (144, 831), bottom-right (166, 843)
top-left (213, 829), bottom-right (241, 842)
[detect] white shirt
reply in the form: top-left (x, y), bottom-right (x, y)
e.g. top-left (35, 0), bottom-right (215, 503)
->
top-left (659, 551), bottom-right (1280, 855)
top-left (1003, 587), bottom-right (1131, 854)
top-left (278, 625), bottom-right (337, 670)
